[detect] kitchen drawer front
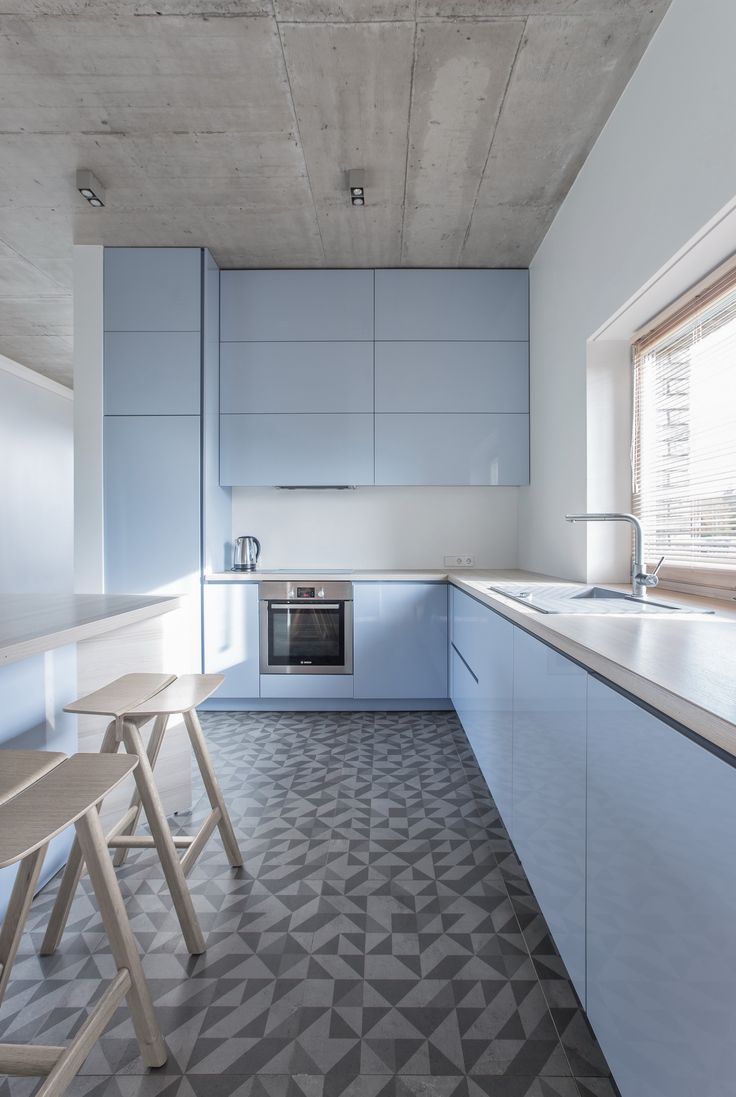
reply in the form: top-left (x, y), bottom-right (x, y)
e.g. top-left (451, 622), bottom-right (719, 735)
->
top-left (451, 587), bottom-right (491, 679)
top-left (220, 413), bottom-right (374, 486)
top-left (220, 341), bottom-right (374, 413)
top-left (353, 582), bottom-right (448, 700)
top-left (203, 583), bottom-right (260, 699)
top-left (260, 674), bottom-right (354, 699)
top-left (375, 413), bottom-right (529, 486)
top-left (104, 331), bottom-right (201, 415)
top-left (375, 341), bottom-right (528, 413)
top-left (513, 628), bottom-right (587, 1003)
top-left (375, 269), bottom-right (528, 341)
top-left (220, 270), bottom-right (374, 341)
top-left (587, 678), bottom-right (736, 1097)
top-left (104, 247), bottom-right (201, 332)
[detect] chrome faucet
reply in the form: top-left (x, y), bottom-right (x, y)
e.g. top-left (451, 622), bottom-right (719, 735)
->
top-left (564, 512), bottom-right (664, 598)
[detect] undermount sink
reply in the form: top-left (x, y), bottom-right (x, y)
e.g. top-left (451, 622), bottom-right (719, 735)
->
top-left (488, 582), bottom-right (714, 615)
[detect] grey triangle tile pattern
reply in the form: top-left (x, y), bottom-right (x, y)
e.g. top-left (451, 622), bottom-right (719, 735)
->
top-left (0, 711), bottom-right (617, 1097)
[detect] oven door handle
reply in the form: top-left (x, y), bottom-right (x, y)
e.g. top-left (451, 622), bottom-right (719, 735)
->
top-left (269, 603), bottom-right (342, 610)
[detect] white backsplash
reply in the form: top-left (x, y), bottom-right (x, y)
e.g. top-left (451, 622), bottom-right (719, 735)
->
top-left (230, 486), bottom-right (518, 571)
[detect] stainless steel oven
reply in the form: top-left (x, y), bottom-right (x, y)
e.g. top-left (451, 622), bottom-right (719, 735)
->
top-left (259, 581), bottom-right (353, 674)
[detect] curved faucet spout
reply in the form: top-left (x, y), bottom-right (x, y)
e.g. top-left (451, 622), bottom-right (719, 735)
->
top-left (564, 512), bottom-right (658, 598)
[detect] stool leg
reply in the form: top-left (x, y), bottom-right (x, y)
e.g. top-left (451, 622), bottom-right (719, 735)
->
top-left (0, 847), bottom-right (45, 1003)
top-left (183, 708), bottom-right (244, 868)
top-left (121, 720), bottom-right (206, 956)
top-left (40, 720), bottom-right (120, 957)
top-left (74, 807), bottom-right (167, 1070)
top-left (113, 714), bottom-right (169, 868)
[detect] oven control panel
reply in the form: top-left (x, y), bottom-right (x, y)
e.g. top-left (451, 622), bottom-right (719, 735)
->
top-left (293, 586), bottom-right (324, 600)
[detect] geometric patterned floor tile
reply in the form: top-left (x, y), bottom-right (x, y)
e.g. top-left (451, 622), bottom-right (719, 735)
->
top-left (0, 710), bottom-right (615, 1097)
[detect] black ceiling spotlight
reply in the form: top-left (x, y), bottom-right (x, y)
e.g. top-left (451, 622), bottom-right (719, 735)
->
top-left (349, 169), bottom-right (365, 207)
top-left (76, 169), bottom-right (105, 208)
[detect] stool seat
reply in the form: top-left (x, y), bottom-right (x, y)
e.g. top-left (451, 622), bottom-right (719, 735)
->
top-left (126, 674), bottom-right (224, 717)
top-left (0, 749), bottom-right (167, 1091)
top-left (64, 673), bottom-right (176, 718)
top-left (0, 753), bottom-right (136, 868)
top-left (0, 750), bottom-right (66, 808)
top-left (43, 672), bottom-right (243, 963)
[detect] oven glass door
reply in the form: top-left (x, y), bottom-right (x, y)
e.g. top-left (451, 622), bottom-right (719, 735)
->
top-left (268, 602), bottom-right (345, 669)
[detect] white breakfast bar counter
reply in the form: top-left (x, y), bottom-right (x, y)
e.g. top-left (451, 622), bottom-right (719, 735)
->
top-left (0, 593), bottom-right (181, 915)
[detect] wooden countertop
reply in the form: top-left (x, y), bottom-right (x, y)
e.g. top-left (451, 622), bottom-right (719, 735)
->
top-left (450, 573), bottom-right (736, 759)
top-left (0, 593), bottom-right (181, 668)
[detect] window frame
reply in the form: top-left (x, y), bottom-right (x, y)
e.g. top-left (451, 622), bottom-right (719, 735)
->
top-left (631, 255), bottom-right (736, 600)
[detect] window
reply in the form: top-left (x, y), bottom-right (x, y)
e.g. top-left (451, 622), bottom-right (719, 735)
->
top-left (632, 263), bottom-right (736, 593)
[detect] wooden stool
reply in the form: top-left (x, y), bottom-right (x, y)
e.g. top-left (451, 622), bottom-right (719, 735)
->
top-left (0, 750), bottom-right (167, 1095)
top-left (41, 674), bottom-right (243, 960)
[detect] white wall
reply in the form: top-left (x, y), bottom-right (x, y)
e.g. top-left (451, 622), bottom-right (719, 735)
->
top-left (231, 486), bottom-right (518, 571)
top-left (519, 0), bottom-right (736, 581)
top-left (0, 358), bottom-right (74, 593)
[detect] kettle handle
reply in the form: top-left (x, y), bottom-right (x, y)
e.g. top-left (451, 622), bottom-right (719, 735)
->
top-left (252, 537), bottom-right (261, 561)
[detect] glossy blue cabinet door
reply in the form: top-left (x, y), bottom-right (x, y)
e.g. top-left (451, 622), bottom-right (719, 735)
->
top-left (104, 247), bottom-right (201, 332)
top-left (587, 679), bottom-right (736, 1097)
top-left (375, 341), bottom-right (529, 413)
top-left (220, 270), bottom-right (374, 341)
top-left (220, 413), bottom-right (374, 486)
top-left (512, 628), bottom-right (587, 1003)
top-left (104, 332), bottom-right (201, 415)
top-left (203, 583), bottom-right (259, 699)
top-left (450, 588), bottom-right (514, 832)
top-left (375, 269), bottom-right (528, 341)
top-left (220, 342), bottom-right (374, 413)
top-left (353, 583), bottom-right (448, 699)
top-left (375, 413), bottom-right (529, 486)
top-left (104, 415), bottom-right (201, 594)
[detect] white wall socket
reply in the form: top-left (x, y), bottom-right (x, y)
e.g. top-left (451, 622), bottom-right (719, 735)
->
top-left (444, 554), bottom-right (475, 568)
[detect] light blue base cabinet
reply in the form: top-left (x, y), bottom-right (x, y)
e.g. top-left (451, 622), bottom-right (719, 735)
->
top-left (450, 587), bottom-right (513, 829)
top-left (353, 583), bottom-right (448, 699)
top-left (512, 628), bottom-right (587, 1002)
top-left (587, 678), bottom-right (736, 1097)
top-left (203, 583), bottom-right (259, 699)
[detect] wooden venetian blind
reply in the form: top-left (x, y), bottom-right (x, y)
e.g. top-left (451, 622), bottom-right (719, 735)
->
top-left (632, 263), bottom-right (736, 572)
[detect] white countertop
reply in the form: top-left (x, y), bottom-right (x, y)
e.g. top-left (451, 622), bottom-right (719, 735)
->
top-left (0, 593), bottom-right (181, 668)
top-left (207, 566), bottom-right (736, 756)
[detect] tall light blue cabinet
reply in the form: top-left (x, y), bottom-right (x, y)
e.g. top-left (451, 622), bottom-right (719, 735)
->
top-left (103, 248), bottom-right (205, 662)
top-left (587, 678), bottom-right (736, 1097)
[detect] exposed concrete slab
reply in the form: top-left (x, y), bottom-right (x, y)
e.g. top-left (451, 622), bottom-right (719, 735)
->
top-left (401, 18), bottom-right (523, 266)
top-left (417, 1), bottom-right (668, 15)
top-left (0, 1), bottom-right (671, 384)
top-left (280, 19), bottom-right (414, 267)
top-left (275, 1), bottom-right (414, 19)
top-left (462, 6), bottom-right (669, 266)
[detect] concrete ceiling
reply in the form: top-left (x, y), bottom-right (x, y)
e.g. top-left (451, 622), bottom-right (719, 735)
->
top-left (0, 0), bottom-right (670, 387)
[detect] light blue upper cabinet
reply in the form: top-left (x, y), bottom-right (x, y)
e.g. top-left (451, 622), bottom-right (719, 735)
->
top-left (375, 413), bottom-right (529, 486)
top-left (353, 583), bottom-right (448, 700)
top-left (220, 342), bottom-right (373, 413)
top-left (220, 413), bottom-right (374, 487)
top-left (104, 248), bottom-right (202, 332)
top-left (450, 588), bottom-right (514, 831)
top-left (512, 628), bottom-right (587, 1004)
top-left (220, 270), bottom-right (374, 341)
top-left (375, 269), bottom-right (528, 341)
top-left (587, 678), bottom-right (736, 1097)
top-left (104, 331), bottom-right (201, 415)
top-left (375, 342), bottom-right (528, 413)
top-left (104, 415), bottom-right (201, 594)
top-left (203, 583), bottom-right (259, 699)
